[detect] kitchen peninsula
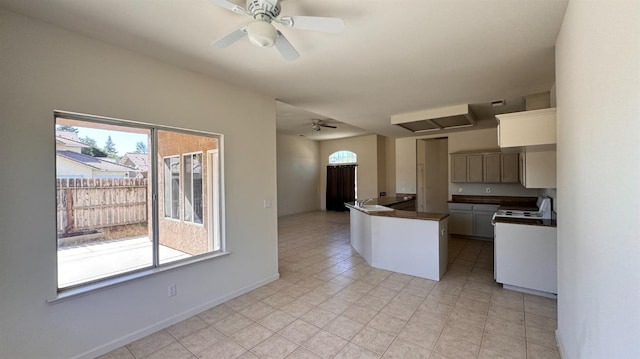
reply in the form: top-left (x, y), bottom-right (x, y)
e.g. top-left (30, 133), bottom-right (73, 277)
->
top-left (346, 198), bottom-right (449, 281)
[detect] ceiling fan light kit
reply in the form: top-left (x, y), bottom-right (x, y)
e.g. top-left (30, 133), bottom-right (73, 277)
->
top-left (210, 0), bottom-right (345, 60)
top-left (247, 20), bottom-right (277, 47)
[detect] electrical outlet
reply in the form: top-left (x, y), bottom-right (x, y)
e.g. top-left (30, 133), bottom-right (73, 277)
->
top-left (168, 284), bottom-right (176, 297)
top-left (458, 188), bottom-right (463, 193)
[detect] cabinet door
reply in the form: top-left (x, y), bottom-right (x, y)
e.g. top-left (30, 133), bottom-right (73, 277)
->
top-left (451, 155), bottom-right (467, 183)
top-left (483, 153), bottom-right (501, 183)
top-left (467, 155), bottom-right (483, 182)
top-left (473, 211), bottom-right (496, 238)
top-left (523, 150), bottom-right (557, 188)
top-left (449, 210), bottom-right (473, 236)
top-left (501, 153), bottom-right (519, 183)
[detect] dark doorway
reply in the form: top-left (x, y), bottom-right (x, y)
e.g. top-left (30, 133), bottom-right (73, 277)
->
top-left (326, 165), bottom-right (356, 211)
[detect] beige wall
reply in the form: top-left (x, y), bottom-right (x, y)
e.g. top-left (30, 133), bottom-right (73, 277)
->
top-left (395, 137), bottom-right (417, 194)
top-left (376, 135), bottom-right (387, 196)
top-left (385, 137), bottom-right (397, 197)
top-left (320, 134), bottom-right (378, 209)
top-left (0, 9), bottom-right (278, 358)
top-left (276, 133), bottom-right (321, 217)
top-left (555, 1), bottom-right (640, 357)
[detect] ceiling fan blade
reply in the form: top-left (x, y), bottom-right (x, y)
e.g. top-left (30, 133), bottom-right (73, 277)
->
top-left (320, 124), bottom-right (337, 129)
top-left (209, 0), bottom-right (247, 15)
top-left (275, 31), bottom-right (300, 61)
top-left (211, 26), bottom-right (248, 48)
top-left (279, 16), bottom-right (345, 33)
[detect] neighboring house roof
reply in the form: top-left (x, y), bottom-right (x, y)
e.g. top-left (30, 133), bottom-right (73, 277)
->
top-left (120, 152), bottom-right (149, 172)
top-left (57, 150), bottom-right (137, 173)
top-left (55, 130), bottom-right (88, 148)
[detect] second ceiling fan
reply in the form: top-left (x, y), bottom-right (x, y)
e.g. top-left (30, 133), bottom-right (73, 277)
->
top-left (209, 0), bottom-right (345, 60)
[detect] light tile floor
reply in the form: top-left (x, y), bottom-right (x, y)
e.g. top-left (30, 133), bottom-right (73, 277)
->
top-left (100, 211), bottom-right (560, 359)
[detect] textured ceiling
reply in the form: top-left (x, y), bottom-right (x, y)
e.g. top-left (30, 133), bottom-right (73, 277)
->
top-left (0, 0), bottom-right (569, 140)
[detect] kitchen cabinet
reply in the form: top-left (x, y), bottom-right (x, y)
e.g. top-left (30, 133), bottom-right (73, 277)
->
top-left (448, 203), bottom-right (473, 236)
top-left (448, 203), bottom-right (499, 238)
top-left (451, 151), bottom-right (519, 184)
top-left (495, 222), bottom-right (557, 295)
top-left (501, 153), bottom-right (519, 183)
top-left (520, 150), bottom-right (556, 188)
top-left (467, 155), bottom-right (483, 182)
top-left (483, 153), bottom-right (501, 183)
top-left (472, 204), bottom-right (499, 238)
top-left (496, 108), bottom-right (556, 148)
top-left (451, 155), bottom-right (468, 183)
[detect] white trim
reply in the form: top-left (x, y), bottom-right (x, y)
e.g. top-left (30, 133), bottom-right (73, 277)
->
top-left (162, 155), bottom-right (180, 220)
top-left (182, 151), bottom-right (204, 225)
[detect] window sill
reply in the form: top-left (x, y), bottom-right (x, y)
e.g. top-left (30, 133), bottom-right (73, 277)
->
top-left (47, 251), bottom-right (231, 303)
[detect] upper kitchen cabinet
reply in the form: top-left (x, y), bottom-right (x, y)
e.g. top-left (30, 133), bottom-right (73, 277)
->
top-left (483, 153), bottom-right (501, 183)
top-left (451, 151), bottom-right (519, 184)
top-left (520, 150), bottom-right (557, 188)
top-left (496, 108), bottom-right (557, 149)
top-left (451, 155), bottom-right (468, 183)
top-left (501, 153), bottom-right (519, 183)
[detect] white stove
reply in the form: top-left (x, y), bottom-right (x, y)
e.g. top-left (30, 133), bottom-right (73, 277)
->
top-left (493, 197), bottom-right (552, 220)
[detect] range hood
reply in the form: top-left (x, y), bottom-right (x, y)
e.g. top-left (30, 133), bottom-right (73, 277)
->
top-left (391, 104), bottom-right (477, 133)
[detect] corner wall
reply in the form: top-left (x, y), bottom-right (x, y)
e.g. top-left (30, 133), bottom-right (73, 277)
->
top-left (0, 9), bottom-right (278, 358)
top-left (276, 133), bottom-right (321, 216)
top-left (555, 0), bottom-right (640, 357)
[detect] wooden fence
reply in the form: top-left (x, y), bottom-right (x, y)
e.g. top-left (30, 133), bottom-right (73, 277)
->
top-left (56, 178), bottom-right (148, 234)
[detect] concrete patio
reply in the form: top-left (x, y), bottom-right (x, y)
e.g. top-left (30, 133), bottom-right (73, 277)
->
top-left (58, 236), bottom-right (191, 288)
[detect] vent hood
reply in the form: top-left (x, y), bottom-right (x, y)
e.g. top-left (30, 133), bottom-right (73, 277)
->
top-left (391, 104), bottom-right (477, 133)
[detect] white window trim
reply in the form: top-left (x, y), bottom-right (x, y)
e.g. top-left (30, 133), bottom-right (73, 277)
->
top-left (182, 151), bottom-right (204, 226)
top-left (163, 155), bottom-right (181, 220)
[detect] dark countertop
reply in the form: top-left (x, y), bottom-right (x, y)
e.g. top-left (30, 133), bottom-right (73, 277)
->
top-left (345, 199), bottom-right (448, 221)
top-left (449, 195), bottom-right (538, 210)
top-left (368, 196), bottom-right (415, 206)
top-left (493, 216), bottom-right (557, 227)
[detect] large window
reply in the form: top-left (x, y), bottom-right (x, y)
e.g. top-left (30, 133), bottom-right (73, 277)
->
top-left (55, 112), bottom-right (224, 291)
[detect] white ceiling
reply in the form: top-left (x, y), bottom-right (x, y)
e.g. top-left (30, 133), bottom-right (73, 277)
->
top-left (0, 0), bottom-right (568, 140)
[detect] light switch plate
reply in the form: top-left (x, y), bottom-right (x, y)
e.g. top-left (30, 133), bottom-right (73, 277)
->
top-left (264, 200), bottom-right (271, 208)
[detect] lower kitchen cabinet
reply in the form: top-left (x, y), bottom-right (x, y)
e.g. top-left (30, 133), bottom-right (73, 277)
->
top-left (448, 203), bottom-right (498, 238)
top-left (495, 222), bottom-right (557, 295)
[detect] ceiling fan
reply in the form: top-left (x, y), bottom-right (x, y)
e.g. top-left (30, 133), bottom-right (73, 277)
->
top-left (209, 0), bottom-right (345, 60)
top-left (311, 119), bottom-right (337, 131)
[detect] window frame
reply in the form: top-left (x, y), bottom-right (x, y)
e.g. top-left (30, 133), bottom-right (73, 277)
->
top-left (163, 155), bottom-right (181, 221)
top-left (328, 150), bottom-right (357, 165)
top-left (51, 111), bottom-right (227, 300)
top-left (182, 151), bottom-right (204, 226)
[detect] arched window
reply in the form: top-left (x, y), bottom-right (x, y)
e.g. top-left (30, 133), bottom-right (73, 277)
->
top-left (328, 150), bottom-right (357, 164)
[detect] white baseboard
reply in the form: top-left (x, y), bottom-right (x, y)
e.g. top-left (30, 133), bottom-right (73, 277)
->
top-left (74, 273), bottom-right (280, 359)
top-left (502, 284), bottom-right (557, 299)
